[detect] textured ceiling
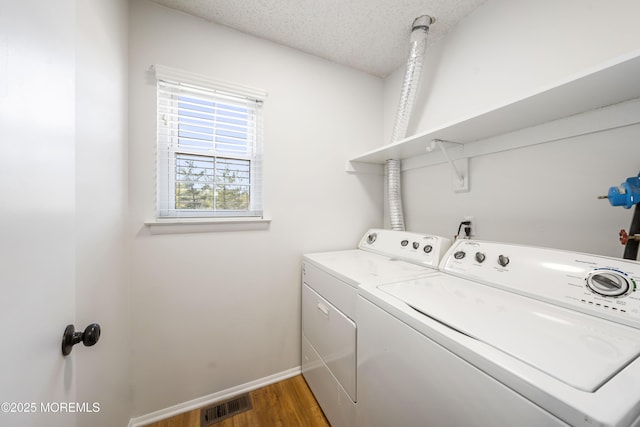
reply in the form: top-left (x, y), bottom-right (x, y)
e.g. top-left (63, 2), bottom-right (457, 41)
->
top-left (148, 0), bottom-right (488, 77)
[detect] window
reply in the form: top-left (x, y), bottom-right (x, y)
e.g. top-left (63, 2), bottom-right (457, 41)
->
top-left (154, 65), bottom-right (265, 219)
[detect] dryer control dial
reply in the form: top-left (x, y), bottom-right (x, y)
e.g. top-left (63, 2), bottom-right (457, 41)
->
top-left (586, 269), bottom-right (630, 297)
top-left (453, 251), bottom-right (466, 260)
top-left (366, 232), bottom-right (377, 244)
top-left (497, 255), bottom-right (510, 267)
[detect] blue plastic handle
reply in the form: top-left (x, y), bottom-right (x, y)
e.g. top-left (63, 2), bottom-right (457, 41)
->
top-left (608, 177), bottom-right (640, 209)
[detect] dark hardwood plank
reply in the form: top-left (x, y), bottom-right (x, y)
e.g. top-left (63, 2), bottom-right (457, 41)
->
top-left (142, 375), bottom-right (329, 427)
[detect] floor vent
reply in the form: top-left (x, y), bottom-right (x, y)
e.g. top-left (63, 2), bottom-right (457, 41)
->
top-left (200, 393), bottom-right (253, 426)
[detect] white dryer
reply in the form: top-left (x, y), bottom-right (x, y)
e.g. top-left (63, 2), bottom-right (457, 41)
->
top-left (358, 239), bottom-right (640, 427)
top-left (301, 229), bottom-right (451, 427)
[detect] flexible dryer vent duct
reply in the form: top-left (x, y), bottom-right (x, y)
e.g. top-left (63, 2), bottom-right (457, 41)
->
top-left (386, 15), bottom-right (433, 231)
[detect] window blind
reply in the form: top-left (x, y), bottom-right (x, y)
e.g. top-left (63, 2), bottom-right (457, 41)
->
top-left (154, 66), bottom-right (265, 218)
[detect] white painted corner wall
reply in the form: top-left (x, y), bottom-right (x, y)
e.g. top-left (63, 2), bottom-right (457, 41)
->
top-left (65, 0), bottom-right (640, 423)
top-left (383, 0), bottom-right (640, 257)
top-left (128, 0), bottom-right (383, 417)
top-left (385, 0), bottom-right (640, 141)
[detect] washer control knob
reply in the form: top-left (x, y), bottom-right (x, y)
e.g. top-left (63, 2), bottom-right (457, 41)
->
top-left (412, 242), bottom-right (420, 250)
top-left (587, 270), bottom-right (630, 297)
top-left (401, 239), bottom-right (409, 247)
top-left (453, 251), bottom-right (466, 260)
top-left (423, 245), bottom-right (433, 254)
top-left (475, 252), bottom-right (486, 263)
top-left (498, 255), bottom-right (510, 267)
top-left (366, 233), bottom-right (377, 244)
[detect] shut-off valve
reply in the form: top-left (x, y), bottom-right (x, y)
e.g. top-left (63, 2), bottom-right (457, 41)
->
top-left (599, 175), bottom-right (640, 249)
top-left (599, 176), bottom-right (640, 209)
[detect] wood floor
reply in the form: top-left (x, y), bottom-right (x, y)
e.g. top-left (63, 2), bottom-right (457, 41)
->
top-left (142, 375), bottom-right (330, 427)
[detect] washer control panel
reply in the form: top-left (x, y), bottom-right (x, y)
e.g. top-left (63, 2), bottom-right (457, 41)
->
top-left (441, 240), bottom-right (640, 329)
top-left (586, 269), bottom-right (631, 297)
top-left (359, 229), bottom-right (452, 268)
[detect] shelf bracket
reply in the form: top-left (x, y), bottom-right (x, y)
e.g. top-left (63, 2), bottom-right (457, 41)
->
top-left (345, 160), bottom-right (384, 175)
top-left (429, 139), bottom-right (469, 193)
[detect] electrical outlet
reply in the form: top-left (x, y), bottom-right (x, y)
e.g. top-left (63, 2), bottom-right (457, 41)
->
top-left (462, 216), bottom-right (475, 238)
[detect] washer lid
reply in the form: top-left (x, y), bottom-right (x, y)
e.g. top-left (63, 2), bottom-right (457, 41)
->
top-left (304, 249), bottom-right (435, 287)
top-left (379, 274), bottom-right (640, 392)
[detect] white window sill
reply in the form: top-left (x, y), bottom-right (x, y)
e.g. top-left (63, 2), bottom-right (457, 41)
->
top-left (144, 217), bottom-right (271, 235)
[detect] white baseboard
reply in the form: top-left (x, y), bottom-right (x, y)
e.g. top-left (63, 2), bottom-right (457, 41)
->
top-left (127, 366), bottom-right (302, 427)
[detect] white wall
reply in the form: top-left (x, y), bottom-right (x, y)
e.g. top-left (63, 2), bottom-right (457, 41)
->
top-left (384, 0), bottom-right (640, 257)
top-left (386, 0), bottom-right (640, 140)
top-left (128, 0), bottom-right (383, 416)
top-left (76, 0), bottom-right (131, 425)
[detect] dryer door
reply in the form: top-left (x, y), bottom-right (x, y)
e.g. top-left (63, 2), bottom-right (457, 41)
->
top-left (302, 283), bottom-right (356, 401)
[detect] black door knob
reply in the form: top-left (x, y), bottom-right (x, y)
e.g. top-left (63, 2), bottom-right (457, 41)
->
top-left (61, 323), bottom-right (101, 356)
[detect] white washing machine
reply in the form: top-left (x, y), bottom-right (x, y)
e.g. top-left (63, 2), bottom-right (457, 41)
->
top-left (301, 229), bottom-right (452, 427)
top-left (358, 239), bottom-right (640, 427)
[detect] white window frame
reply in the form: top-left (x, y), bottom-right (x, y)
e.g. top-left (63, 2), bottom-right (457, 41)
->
top-left (153, 65), bottom-right (266, 220)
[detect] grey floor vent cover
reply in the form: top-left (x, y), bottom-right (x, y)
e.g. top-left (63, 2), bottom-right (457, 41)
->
top-left (200, 393), bottom-right (253, 426)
